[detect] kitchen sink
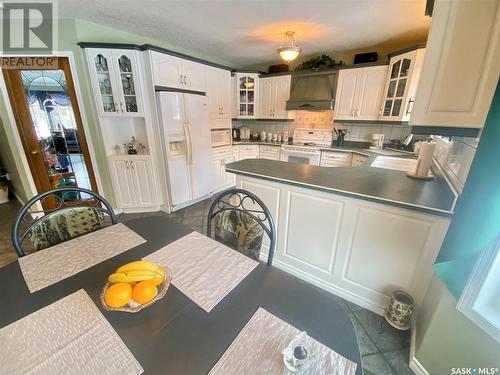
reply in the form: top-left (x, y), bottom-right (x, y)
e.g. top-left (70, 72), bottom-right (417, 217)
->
top-left (370, 156), bottom-right (418, 172)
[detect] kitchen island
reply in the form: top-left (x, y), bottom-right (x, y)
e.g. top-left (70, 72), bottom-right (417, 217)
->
top-left (225, 158), bottom-right (453, 313)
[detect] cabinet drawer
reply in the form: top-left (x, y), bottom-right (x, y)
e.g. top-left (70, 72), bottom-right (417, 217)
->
top-left (352, 154), bottom-right (368, 166)
top-left (213, 146), bottom-right (232, 158)
top-left (321, 152), bottom-right (353, 163)
top-left (260, 145), bottom-right (280, 154)
top-left (239, 145), bottom-right (259, 153)
top-left (320, 160), bottom-right (350, 167)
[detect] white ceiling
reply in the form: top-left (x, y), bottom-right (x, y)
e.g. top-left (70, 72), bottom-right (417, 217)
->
top-left (60, 0), bottom-right (430, 68)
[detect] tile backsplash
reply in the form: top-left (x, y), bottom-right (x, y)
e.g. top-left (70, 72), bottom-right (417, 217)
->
top-left (434, 135), bottom-right (479, 193)
top-left (233, 110), bottom-right (412, 143)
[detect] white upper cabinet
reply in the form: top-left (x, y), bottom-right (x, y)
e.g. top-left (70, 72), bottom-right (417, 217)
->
top-left (234, 73), bottom-right (259, 118)
top-left (334, 65), bottom-right (388, 121)
top-left (379, 48), bottom-right (425, 122)
top-left (205, 66), bottom-right (232, 129)
top-left (150, 51), bottom-right (206, 92)
top-left (410, 0), bottom-right (500, 130)
top-left (86, 48), bottom-right (143, 117)
top-left (259, 75), bottom-right (291, 119)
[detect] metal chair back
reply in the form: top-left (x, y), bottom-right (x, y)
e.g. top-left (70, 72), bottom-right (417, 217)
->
top-left (207, 189), bottom-right (276, 266)
top-left (12, 187), bottom-right (116, 257)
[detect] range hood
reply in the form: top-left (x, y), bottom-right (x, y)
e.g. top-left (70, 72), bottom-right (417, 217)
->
top-left (286, 72), bottom-right (338, 110)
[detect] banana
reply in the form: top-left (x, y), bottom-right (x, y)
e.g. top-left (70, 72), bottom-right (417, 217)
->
top-left (116, 260), bottom-right (164, 276)
top-left (108, 269), bottom-right (163, 284)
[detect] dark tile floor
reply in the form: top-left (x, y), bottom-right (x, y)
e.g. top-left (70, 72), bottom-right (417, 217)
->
top-left (0, 197), bottom-right (412, 375)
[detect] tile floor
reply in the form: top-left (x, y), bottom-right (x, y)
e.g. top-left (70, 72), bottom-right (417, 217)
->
top-left (0, 197), bottom-right (412, 375)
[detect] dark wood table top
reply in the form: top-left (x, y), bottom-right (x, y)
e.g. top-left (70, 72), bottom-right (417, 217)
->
top-left (0, 216), bottom-right (362, 375)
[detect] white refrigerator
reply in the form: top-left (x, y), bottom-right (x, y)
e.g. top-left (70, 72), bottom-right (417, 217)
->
top-left (156, 91), bottom-right (214, 210)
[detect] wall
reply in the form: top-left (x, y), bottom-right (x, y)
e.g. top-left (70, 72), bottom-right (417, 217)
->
top-left (245, 36), bottom-right (427, 73)
top-left (415, 275), bottom-right (500, 375)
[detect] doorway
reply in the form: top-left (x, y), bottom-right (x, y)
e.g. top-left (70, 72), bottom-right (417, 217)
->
top-left (3, 57), bottom-right (98, 205)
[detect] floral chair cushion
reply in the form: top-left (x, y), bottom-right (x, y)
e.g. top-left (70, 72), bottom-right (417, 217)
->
top-left (214, 209), bottom-right (264, 261)
top-left (30, 207), bottom-right (104, 251)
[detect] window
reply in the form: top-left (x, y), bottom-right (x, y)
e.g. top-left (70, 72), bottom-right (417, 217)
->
top-left (457, 235), bottom-right (500, 343)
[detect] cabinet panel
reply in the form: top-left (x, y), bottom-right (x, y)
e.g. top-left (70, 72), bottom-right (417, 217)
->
top-left (183, 60), bottom-right (206, 91)
top-left (282, 191), bottom-right (343, 273)
top-left (411, 0), bottom-right (500, 129)
top-left (151, 52), bottom-right (184, 89)
top-left (108, 157), bottom-right (135, 208)
top-left (87, 49), bottom-right (120, 116)
top-left (334, 69), bottom-right (359, 120)
top-left (234, 73), bottom-right (259, 118)
top-left (341, 206), bottom-right (432, 297)
top-left (129, 157), bottom-right (157, 207)
top-left (274, 75), bottom-right (291, 119)
top-left (111, 50), bottom-right (143, 116)
top-left (356, 66), bottom-right (388, 120)
top-left (259, 78), bottom-right (273, 118)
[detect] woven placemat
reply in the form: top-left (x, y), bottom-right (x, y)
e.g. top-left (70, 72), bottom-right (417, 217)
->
top-left (19, 223), bottom-right (146, 293)
top-left (0, 289), bottom-right (143, 375)
top-left (209, 308), bottom-right (357, 375)
top-left (144, 231), bottom-right (258, 312)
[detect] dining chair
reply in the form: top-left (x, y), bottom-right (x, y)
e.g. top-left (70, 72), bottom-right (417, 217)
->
top-left (207, 188), bottom-right (276, 266)
top-left (12, 187), bottom-right (117, 257)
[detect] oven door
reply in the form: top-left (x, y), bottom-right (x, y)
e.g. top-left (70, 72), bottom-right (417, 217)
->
top-left (280, 146), bottom-right (321, 166)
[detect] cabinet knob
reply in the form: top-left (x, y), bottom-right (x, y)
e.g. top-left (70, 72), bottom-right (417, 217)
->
top-left (30, 149), bottom-right (40, 155)
top-left (183, 75), bottom-right (187, 85)
top-left (350, 108), bottom-right (354, 116)
top-left (130, 161), bottom-right (134, 169)
top-left (179, 74), bottom-right (183, 84)
top-left (125, 161), bottom-right (129, 169)
top-left (354, 108), bottom-right (359, 116)
top-left (120, 102), bottom-right (124, 112)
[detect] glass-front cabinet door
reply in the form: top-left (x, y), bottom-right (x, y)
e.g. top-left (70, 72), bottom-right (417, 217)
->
top-left (380, 50), bottom-right (416, 121)
top-left (86, 48), bottom-right (143, 117)
top-left (112, 51), bottom-right (142, 115)
top-left (235, 73), bottom-right (258, 118)
top-left (91, 50), bottom-right (119, 115)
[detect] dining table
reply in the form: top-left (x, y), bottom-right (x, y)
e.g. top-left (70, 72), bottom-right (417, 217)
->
top-left (0, 215), bottom-right (363, 374)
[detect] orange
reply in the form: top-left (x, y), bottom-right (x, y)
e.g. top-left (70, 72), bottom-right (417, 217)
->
top-left (104, 282), bottom-right (132, 308)
top-left (132, 280), bottom-right (158, 304)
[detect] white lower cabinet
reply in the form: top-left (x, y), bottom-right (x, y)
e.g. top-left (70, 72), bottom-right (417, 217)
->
top-left (233, 145), bottom-right (259, 161)
top-left (320, 151), bottom-right (352, 167)
top-left (237, 175), bottom-right (450, 313)
top-left (351, 154), bottom-right (368, 166)
top-left (108, 155), bottom-right (157, 210)
top-left (212, 146), bottom-right (235, 193)
top-left (259, 145), bottom-right (280, 160)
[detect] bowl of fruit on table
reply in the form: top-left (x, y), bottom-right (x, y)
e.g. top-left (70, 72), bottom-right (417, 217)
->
top-left (100, 260), bottom-right (172, 312)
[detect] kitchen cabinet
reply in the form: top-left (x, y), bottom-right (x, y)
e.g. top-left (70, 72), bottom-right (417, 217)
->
top-left (86, 48), bottom-right (143, 117)
top-left (206, 66), bottom-right (231, 129)
top-left (259, 145), bottom-right (281, 160)
top-left (234, 73), bottom-right (259, 118)
top-left (379, 48), bottom-right (425, 122)
top-left (320, 151), bottom-right (353, 167)
top-left (212, 146), bottom-right (235, 192)
top-left (237, 174), bottom-right (450, 312)
top-left (233, 144), bottom-right (259, 160)
top-left (151, 51), bottom-right (205, 92)
top-left (334, 66), bottom-right (388, 121)
top-left (410, 0), bottom-right (500, 132)
top-left (108, 155), bottom-right (157, 209)
top-left (259, 75), bottom-right (291, 119)
top-left (351, 154), bottom-right (368, 166)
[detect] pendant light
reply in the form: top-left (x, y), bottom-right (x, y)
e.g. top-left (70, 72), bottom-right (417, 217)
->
top-left (277, 31), bottom-right (302, 62)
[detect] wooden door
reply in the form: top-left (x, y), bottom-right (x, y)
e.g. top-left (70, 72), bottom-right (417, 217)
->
top-left (111, 50), bottom-right (143, 116)
top-left (182, 60), bottom-right (206, 92)
top-left (129, 156), bottom-right (157, 208)
top-left (108, 156), bottom-right (135, 208)
top-left (151, 52), bottom-right (184, 89)
top-left (274, 75), bottom-right (291, 119)
top-left (259, 77), bottom-right (273, 117)
top-left (3, 57), bottom-right (98, 205)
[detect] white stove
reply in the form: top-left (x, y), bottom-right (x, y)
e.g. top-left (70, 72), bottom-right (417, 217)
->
top-left (280, 128), bottom-right (332, 166)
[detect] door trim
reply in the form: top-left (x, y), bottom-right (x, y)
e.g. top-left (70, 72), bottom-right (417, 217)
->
top-left (0, 51), bottom-right (104, 199)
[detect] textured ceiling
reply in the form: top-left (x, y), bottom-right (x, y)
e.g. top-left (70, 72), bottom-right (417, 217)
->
top-left (60, 0), bottom-right (430, 68)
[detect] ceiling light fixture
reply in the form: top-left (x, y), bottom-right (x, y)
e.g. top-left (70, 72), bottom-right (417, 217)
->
top-left (277, 31), bottom-right (302, 63)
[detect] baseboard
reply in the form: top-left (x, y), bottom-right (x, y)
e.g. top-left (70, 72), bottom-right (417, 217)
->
top-left (409, 322), bottom-right (429, 375)
top-left (264, 255), bottom-right (386, 316)
top-left (118, 206), bottom-right (161, 214)
top-left (12, 190), bottom-right (25, 205)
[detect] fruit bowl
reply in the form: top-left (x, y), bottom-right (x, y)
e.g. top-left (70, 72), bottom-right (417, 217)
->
top-left (100, 266), bottom-right (173, 313)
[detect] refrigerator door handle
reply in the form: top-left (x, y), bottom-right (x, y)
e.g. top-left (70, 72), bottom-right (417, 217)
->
top-left (184, 122), bottom-right (193, 165)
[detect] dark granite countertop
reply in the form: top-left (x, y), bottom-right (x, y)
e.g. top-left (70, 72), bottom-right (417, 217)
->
top-left (225, 158), bottom-right (456, 216)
